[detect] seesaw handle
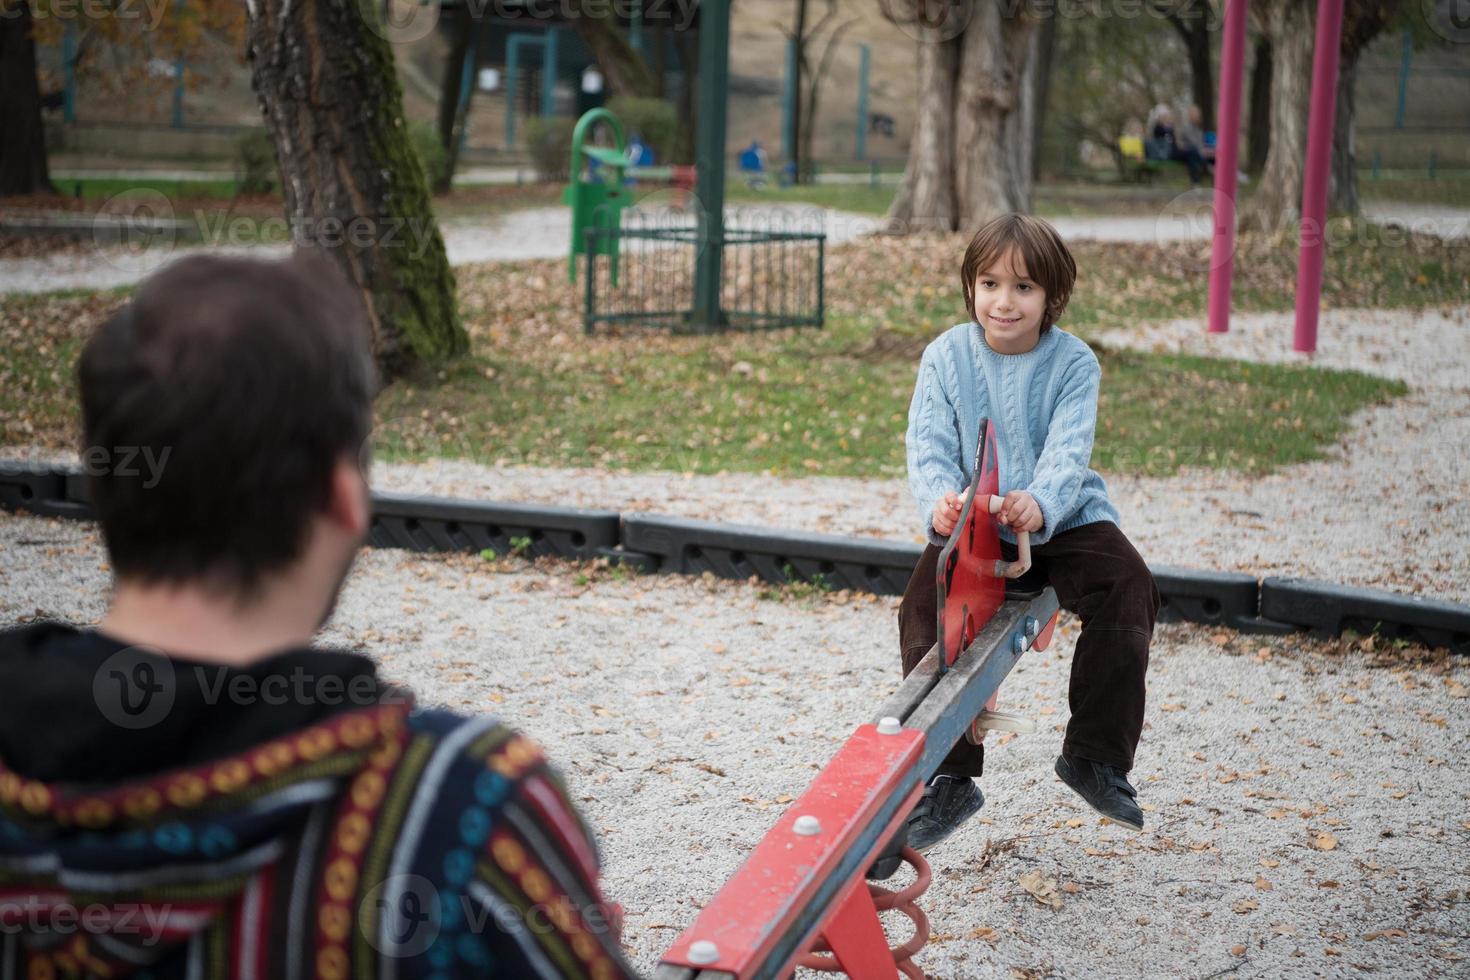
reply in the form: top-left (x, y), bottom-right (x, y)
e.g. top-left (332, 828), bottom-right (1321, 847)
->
top-left (985, 494), bottom-right (1032, 579)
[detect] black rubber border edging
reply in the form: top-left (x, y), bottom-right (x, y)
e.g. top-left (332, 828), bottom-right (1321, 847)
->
top-left (369, 492), bottom-right (620, 560)
top-left (3, 459), bottom-right (1467, 653)
top-left (621, 512), bottom-right (922, 596)
top-left (1261, 577), bottom-right (1470, 656)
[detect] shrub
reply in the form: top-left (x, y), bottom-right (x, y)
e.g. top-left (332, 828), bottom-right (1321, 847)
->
top-left (236, 130), bottom-right (279, 195)
top-left (606, 96), bottom-right (679, 163)
top-left (524, 116), bottom-right (578, 181)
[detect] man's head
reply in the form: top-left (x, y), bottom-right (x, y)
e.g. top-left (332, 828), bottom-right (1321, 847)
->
top-left (78, 252), bottom-right (376, 610)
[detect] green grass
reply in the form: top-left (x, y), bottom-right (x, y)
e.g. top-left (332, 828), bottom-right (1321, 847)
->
top-left (371, 302), bottom-right (1405, 480)
top-left (2, 228), bottom-right (1437, 483)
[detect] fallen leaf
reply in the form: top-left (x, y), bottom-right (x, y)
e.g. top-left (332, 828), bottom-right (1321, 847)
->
top-left (1255, 876), bottom-right (1273, 891)
top-left (1232, 899), bottom-right (1259, 914)
top-left (1364, 929), bottom-right (1408, 941)
top-left (1271, 923), bottom-right (1299, 936)
top-left (1309, 831), bottom-right (1339, 851)
top-left (1231, 944), bottom-right (1247, 956)
top-left (1018, 870), bottom-right (1063, 910)
top-left (968, 926), bottom-right (999, 943)
top-left (1260, 858), bottom-right (1280, 868)
top-left (1061, 882), bottom-right (1082, 895)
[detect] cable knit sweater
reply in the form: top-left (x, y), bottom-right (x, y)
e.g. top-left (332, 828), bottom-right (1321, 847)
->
top-left (906, 321), bottom-right (1119, 547)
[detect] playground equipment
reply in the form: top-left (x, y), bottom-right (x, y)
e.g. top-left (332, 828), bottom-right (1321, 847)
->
top-left (1208, 0), bottom-right (1344, 353)
top-left (656, 421), bottom-right (1061, 979)
top-left (564, 108), bottom-right (699, 290)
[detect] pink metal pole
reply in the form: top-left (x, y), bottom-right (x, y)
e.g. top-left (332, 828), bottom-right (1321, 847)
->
top-left (1294, 0), bottom-right (1346, 354)
top-left (1207, 0), bottom-right (1249, 334)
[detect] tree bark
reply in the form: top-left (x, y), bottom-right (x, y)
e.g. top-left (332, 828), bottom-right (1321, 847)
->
top-left (1030, 11), bottom-right (1056, 181)
top-left (0, 0), bottom-right (56, 197)
top-left (1246, 36), bottom-right (1272, 176)
top-left (884, 0), bottom-right (1036, 234)
top-left (437, 12), bottom-right (472, 152)
top-left (790, 0), bottom-right (808, 182)
top-left (884, 27), bottom-right (959, 232)
top-left (245, 0), bottom-right (466, 378)
top-left (1166, 10), bottom-right (1214, 131)
top-left (1329, 49), bottom-right (1357, 216)
top-left (673, 27), bottom-right (697, 164)
top-left (568, 0), bottom-right (658, 97)
top-left (1240, 0), bottom-right (1312, 233)
top-left (951, 0), bottom-right (1036, 228)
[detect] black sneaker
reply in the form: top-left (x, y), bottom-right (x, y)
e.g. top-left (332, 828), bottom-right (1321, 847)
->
top-left (1055, 753), bottom-right (1144, 831)
top-left (906, 775), bottom-right (984, 853)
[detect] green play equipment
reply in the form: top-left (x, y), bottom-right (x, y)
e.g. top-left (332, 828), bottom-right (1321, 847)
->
top-left (563, 108), bottom-right (632, 285)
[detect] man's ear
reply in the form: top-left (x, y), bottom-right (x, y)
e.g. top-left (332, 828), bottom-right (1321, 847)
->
top-left (326, 455), bottom-right (371, 538)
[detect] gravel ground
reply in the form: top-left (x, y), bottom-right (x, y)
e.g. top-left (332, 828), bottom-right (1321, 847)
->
top-left (2, 517), bottom-right (1467, 977)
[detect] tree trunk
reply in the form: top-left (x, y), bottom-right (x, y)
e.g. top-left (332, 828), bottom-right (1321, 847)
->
top-left (437, 13), bottom-right (472, 152)
top-left (884, 27), bottom-right (959, 232)
top-left (884, 0), bottom-right (1035, 234)
top-left (0, 0), bottom-right (56, 197)
top-left (1241, 0), bottom-right (1312, 233)
top-left (790, 0), bottom-right (808, 182)
top-left (952, 0), bottom-right (1036, 228)
top-left (1168, 12), bottom-right (1215, 132)
top-left (1329, 48), bottom-right (1357, 216)
top-left (568, 0), bottom-right (658, 97)
top-left (1030, 11), bottom-right (1057, 181)
top-left (1247, 36), bottom-right (1272, 176)
top-left (245, 0), bottom-right (466, 378)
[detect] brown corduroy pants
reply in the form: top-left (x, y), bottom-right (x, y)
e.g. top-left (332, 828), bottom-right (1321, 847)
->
top-left (898, 520), bottom-right (1159, 778)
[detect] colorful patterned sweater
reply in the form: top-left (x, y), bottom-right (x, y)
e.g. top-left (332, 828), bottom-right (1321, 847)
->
top-left (0, 622), bottom-right (637, 978)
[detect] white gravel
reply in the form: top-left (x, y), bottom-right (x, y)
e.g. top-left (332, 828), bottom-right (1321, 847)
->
top-left (2, 517), bottom-right (1467, 977)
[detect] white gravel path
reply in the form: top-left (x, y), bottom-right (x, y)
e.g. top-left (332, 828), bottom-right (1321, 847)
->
top-left (2, 517), bottom-right (1467, 977)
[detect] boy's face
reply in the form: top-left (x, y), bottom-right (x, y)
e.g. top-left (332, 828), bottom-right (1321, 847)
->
top-left (973, 249), bottom-right (1047, 355)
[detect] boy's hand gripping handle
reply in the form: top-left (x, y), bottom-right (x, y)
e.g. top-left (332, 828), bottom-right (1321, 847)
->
top-left (978, 493), bottom-right (1031, 579)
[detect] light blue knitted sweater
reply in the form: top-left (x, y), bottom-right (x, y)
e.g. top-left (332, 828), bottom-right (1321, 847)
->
top-left (906, 321), bottom-right (1119, 547)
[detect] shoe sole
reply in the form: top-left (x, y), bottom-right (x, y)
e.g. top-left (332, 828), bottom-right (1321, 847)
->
top-left (1055, 758), bottom-right (1145, 832)
top-left (909, 789), bottom-right (985, 854)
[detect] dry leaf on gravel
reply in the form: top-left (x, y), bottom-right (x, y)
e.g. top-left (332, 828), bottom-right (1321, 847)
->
top-left (1018, 870), bottom-right (1063, 910)
top-left (1232, 899), bottom-right (1259, 914)
top-left (1364, 929), bottom-right (1408, 941)
top-left (1310, 831), bottom-right (1339, 851)
top-left (968, 926), bottom-right (1000, 943)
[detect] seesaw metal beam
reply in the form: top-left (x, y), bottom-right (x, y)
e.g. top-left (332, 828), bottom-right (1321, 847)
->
top-left (656, 588), bottom-right (1060, 980)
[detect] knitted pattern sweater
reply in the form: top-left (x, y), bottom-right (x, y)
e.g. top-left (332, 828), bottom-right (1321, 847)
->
top-left (906, 321), bottom-right (1119, 547)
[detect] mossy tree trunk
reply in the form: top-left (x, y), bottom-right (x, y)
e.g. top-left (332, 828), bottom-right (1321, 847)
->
top-left (244, 0), bottom-right (466, 379)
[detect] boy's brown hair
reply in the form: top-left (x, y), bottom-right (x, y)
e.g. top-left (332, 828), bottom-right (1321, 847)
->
top-left (959, 213), bottom-right (1077, 329)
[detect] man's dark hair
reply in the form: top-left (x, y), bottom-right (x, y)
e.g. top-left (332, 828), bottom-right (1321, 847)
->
top-left (77, 252), bottom-right (376, 597)
top-left (959, 213), bottom-right (1077, 329)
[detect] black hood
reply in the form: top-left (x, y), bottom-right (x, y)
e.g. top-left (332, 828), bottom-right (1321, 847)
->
top-left (0, 621), bottom-right (383, 785)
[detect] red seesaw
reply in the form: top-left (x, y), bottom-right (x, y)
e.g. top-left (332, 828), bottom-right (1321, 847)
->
top-left (656, 419), bottom-right (1061, 979)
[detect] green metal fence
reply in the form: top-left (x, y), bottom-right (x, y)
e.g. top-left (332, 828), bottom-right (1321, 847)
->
top-left (582, 208), bottom-right (825, 334)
